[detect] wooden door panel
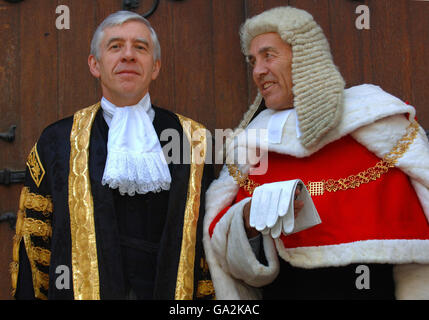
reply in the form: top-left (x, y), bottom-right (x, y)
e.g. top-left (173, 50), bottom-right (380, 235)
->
top-left (20, 1), bottom-right (59, 154)
top-left (161, 0), bottom-right (217, 125)
top-left (57, 0), bottom-right (99, 119)
top-left (408, 1), bottom-right (429, 125)
top-left (360, 1), bottom-right (413, 108)
top-left (210, 1), bottom-right (249, 131)
top-left (0, 1), bottom-right (21, 169)
top-left (0, 1), bottom-right (24, 301)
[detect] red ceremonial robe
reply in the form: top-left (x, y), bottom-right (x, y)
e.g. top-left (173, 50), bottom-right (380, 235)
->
top-left (210, 135), bottom-right (429, 250)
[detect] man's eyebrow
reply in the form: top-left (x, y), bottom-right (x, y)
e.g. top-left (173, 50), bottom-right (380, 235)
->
top-left (247, 46), bottom-right (279, 61)
top-left (258, 46), bottom-right (278, 54)
top-left (105, 37), bottom-right (124, 48)
top-left (135, 37), bottom-right (150, 47)
top-left (105, 37), bottom-right (150, 47)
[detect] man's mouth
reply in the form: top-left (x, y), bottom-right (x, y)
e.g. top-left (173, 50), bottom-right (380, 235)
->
top-left (117, 70), bottom-right (140, 75)
top-left (262, 81), bottom-right (275, 91)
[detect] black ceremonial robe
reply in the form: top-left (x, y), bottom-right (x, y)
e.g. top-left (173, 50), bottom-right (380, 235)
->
top-left (11, 102), bottom-right (214, 300)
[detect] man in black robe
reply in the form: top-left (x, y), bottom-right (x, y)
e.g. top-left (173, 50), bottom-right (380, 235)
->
top-left (11, 10), bottom-right (213, 300)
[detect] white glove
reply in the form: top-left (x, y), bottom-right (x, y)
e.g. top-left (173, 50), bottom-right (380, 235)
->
top-left (249, 180), bottom-right (321, 238)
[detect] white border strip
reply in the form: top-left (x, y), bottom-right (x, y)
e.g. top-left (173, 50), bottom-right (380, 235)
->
top-left (276, 239), bottom-right (429, 269)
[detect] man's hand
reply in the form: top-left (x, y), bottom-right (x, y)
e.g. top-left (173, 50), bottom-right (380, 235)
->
top-left (243, 188), bottom-right (304, 239)
top-left (293, 186), bottom-right (304, 217)
top-left (243, 200), bottom-right (259, 238)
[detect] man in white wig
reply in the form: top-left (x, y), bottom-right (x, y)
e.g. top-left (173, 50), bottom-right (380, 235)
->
top-left (204, 6), bottom-right (429, 299)
top-left (11, 11), bottom-right (213, 300)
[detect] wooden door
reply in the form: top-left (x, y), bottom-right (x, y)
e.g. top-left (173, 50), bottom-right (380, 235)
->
top-left (1, 0), bottom-right (428, 299)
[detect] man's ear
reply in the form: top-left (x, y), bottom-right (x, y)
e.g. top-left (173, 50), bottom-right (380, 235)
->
top-left (151, 59), bottom-right (161, 81)
top-left (88, 55), bottom-right (100, 78)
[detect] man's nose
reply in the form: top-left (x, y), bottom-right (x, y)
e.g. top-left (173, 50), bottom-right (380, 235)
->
top-left (253, 60), bottom-right (268, 79)
top-left (121, 44), bottom-right (136, 62)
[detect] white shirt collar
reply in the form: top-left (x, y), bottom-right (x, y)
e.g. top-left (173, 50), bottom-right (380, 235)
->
top-left (99, 93), bottom-right (171, 196)
top-left (101, 94), bottom-right (155, 126)
top-left (268, 108), bottom-right (301, 144)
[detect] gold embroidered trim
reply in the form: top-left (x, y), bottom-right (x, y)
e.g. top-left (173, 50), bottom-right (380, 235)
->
top-left (19, 187), bottom-right (53, 216)
top-left (175, 115), bottom-right (207, 300)
top-left (26, 143), bottom-right (46, 187)
top-left (22, 217), bottom-right (52, 239)
top-left (9, 260), bottom-right (19, 297)
top-left (11, 187), bottom-right (29, 296)
top-left (11, 187), bottom-right (53, 297)
top-left (22, 235), bottom-right (49, 300)
top-left (36, 291), bottom-right (47, 300)
top-left (35, 268), bottom-right (49, 291)
top-left (196, 258), bottom-right (216, 299)
top-left (227, 164), bottom-right (261, 195)
top-left (11, 221), bottom-right (23, 294)
top-left (25, 192), bottom-right (53, 214)
top-left (68, 103), bottom-right (101, 300)
top-left (228, 121), bottom-right (420, 196)
top-left (196, 280), bottom-right (215, 298)
top-left (200, 257), bottom-right (209, 274)
top-left (383, 120), bottom-right (420, 166)
top-left (27, 245), bottom-right (51, 267)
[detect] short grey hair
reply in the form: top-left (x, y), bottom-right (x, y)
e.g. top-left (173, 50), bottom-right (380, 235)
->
top-left (90, 10), bottom-right (161, 62)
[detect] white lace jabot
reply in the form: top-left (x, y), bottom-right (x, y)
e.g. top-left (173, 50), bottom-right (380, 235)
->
top-left (101, 94), bottom-right (171, 196)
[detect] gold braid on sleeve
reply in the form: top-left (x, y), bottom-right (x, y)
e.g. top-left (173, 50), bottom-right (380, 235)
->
top-left (196, 258), bottom-right (215, 299)
top-left (10, 187), bottom-right (53, 299)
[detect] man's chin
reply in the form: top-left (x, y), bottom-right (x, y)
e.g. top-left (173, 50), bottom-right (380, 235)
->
top-left (265, 102), bottom-right (294, 111)
top-left (264, 96), bottom-right (294, 111)
top-left (110, 90), bottom-right (147, 106)
top-left (120, 85), bottom-right (146, 97)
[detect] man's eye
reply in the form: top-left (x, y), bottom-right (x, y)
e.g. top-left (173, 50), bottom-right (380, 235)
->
top-left (265, 52), bottom-right (273, 59)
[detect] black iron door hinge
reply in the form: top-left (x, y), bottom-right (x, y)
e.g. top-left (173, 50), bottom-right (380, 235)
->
top-left (0, 125), bottom-right (16, 143)
top-left (0, 169), bottom-right (25, 185)
top-left (0, 212), bottom-right (17, 230)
